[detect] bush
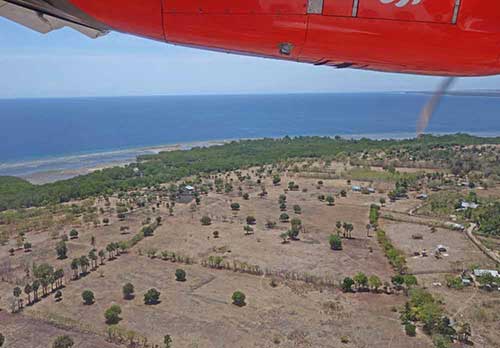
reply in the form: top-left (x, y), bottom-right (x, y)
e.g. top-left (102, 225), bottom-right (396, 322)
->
top-left (405, 323), bottom-right (416, 337)
top-left (81, 290), bottom-right (94, 305)
top-left (341, 277), bottom-right (354, 292)
top-left (52, 335), bottom-right (74, 348)
top-left (69, 229), bottom-right (79, 239)
top-left (122, 283), bottom-right (135, 300)
top-left (142, 225), bottom-right (155, 237)
top-left (293, 205), bottom-right (302, 214)
top-left (279, 213), bottom-right (289, 222)
top-left (232, 291), bottom-right (246, 307)
top-left (246, 216), bottom-right (256, 225)
top-left (55, 241), bottom-right (68, 259)
top-left (242, 193), bottom-right (249, 200)
top-left (329, 235), bottom-right (342, 250)
top-left (104, 304), bottom-right (122, 325)
top-left (144, 288), bottom-right (161, 305)
top-left (175, 269), bottom-right (186, 282)
top-left (200, 216), bottom-right (212, 226)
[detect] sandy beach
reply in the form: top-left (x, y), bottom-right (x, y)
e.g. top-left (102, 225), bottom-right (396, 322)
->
top-left (1, 139), bottom-right (230, 184)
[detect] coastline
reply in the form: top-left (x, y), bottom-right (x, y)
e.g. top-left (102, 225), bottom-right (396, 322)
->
top-left (0, 139), bottom-right (231, 184)
top-left (2, 131), bottom-right (500, 185)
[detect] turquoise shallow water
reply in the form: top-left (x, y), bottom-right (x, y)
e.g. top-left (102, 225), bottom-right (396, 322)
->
top-left (0, 93), bottom-right (499, 177)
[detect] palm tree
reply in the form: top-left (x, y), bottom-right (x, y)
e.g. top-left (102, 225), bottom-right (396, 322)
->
top-left (24, 283), bottom-right (32, 305)
top-left (54, 269), bottom-right (64, 289)
top-left (40, 277), bottom-right (49, 297)
top-left (70, 258), bottom-right (80, 280)
top-left (336, 221), bottom-right (342, 236)
top-left (13, 287), bottom-right (22, 310)
top-left (88, 250), bottom-right (98, 270)
top-left (79, 256), bottom-right (90, 274)
top-left (346, 223), bottom-right (354, 239)
top-left (98, 250), bottom-right (106, 265)
top-left (32, 280), bottom-right (40, 302)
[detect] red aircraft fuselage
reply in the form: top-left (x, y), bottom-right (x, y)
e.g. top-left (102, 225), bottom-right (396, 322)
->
top-left (68, 0), bottom-right (500, 76)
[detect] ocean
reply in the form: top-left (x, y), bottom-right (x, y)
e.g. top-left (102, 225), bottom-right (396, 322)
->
top-left (1, 93), bottom-right (499, 181)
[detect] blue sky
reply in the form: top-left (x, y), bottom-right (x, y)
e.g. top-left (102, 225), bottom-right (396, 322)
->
top-left (1, 17), bottom-right (500, 98)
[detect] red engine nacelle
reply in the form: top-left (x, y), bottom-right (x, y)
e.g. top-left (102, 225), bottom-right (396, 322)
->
top-left (69, 0), bottom-right (500, 76)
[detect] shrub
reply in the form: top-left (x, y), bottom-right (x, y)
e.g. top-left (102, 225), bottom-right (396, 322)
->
top-left (242, 193), bottom-right (249, 200)
top-left (213, 231), bottom-right (219, 238)
top-left (82, 290), bottom-right (95, 305)
top-left (405, 323), bottom-right (416, 337)
top-left (232, 291), bottom-right (246, 307)
top-left (69, 229), bottom-right (79, 239)
top-left (329, 235), bottom-right (342, 250)
top-left (142, 225), bottom-right (155, 237)
top-left (55, 241), bottom-right (68, 259)
top-left (293, 205), bottom-right (301, 214)
top-left (52, 335), bottom-right (74, 348)
top-left (230, 203), bottom-right (240, 211)
top-left (122, 283), bottom-right (135, 300)
top-left (55, 290), bottom-right (63, 301)
top-left (341, 277), bottom-right (354, 292)
top-left (326, 195), bottom-right (335, 206)
top-left (246, 216), bottom-right (256, 225)
top-left (279, 213), bottom-right (289, 222)
top-left (175, 269), bottom-right (187, 282)
top-left (200, 216), bottom-right (212, 226)
top-left (104, 304), bottom-right (122, 325)
top-left (144, 288), bottom-right (161, 305)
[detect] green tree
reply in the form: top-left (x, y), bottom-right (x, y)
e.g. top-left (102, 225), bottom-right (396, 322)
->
top-left (272, 175), bottom-right (281, 185)
top-left (56, 241), bottom-right (68, 259)
top-left (391, 275), bottom-right (405, 289)
top-left (200, 216), bottom-right (212, 226)
top-left (279, 213), bottom-right (289, 222)
top-left (232, 291), bottom-right (246, 307)
top-left (98, 249), bottom-right (106, 264)
top-left (69, 229), bottom-right (79, 239)
top-left (82, 290), bottom-right (95, 305)
top-left (13, 287), bottom-right (22, 310)
top-left (122, 283), bottom-right (135, 300)
top-left (104, 304), bottom-right (122, 325)
top-left (79, 255), bottom-right (90, 274)
top-left (230, 203), bottom-right (240, 211)
top-left (368, 275), bottom-right (382, 292)
top-left (341, 277), bottom-right (354, 292)
top-left (246, 216), bottom-right (256, 225)
top-left (175, 269), bottom-right (187, 282)
top-left (70, 259), bottom-right (80, 278)
top-left (24, 283), bottom-right (32, 305)
top-left (326, 195), bottom-right (335, 206)
top-left (32, 280), bottom-right (40, 302)
top-left (329, 235), bottom-right (342, 250)
top-left (353, 272), bottom-right (368, 290)
top-left (52, 335), bottom-right (74, 348)
top-left (144, 288), bottom-right (161, 305)
top-left (405, 323), bottom-right (416, 337)
top-left (55, 290), bottom-right (63, 302)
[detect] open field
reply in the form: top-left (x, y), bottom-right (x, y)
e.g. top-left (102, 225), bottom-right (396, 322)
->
top-left (1, 156), bottom-right (499, 348)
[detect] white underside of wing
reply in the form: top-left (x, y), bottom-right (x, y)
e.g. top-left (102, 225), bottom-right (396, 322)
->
top-left (0, 0), bottom-right (107, 38)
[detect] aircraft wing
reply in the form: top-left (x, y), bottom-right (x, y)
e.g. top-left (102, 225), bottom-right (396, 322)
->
top-left (0, 0), bottom-right (108, 38)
